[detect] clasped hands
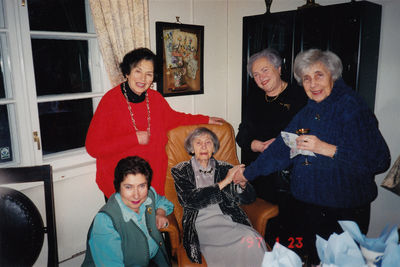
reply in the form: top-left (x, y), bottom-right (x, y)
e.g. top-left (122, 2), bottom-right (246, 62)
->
top-left (218, 164), bottom-right (248, 190)
top-left (229, 164), bottom-right (248, 187)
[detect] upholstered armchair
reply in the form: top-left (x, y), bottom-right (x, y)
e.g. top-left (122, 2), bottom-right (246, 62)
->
top-left (161, 122), bottom-right (278, 266)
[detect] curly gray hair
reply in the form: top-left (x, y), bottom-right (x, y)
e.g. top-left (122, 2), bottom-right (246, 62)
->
top-left (293, 49), bottom-right (343, 85)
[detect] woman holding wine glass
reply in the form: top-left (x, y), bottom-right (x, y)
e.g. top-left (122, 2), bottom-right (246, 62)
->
top-left (234, 49), bottom-right (391, 265)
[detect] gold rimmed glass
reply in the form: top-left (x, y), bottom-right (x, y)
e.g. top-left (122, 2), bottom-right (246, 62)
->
top-left (296, 128), bottom-right (311, 165)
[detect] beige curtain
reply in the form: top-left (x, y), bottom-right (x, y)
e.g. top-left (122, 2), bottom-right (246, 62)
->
top-left (89, 0), bottom-right (150, 87)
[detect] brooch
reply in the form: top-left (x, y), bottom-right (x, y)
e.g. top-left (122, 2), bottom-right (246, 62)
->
top-left (278, 102), bottom-right (291, 110)
top-left (147, 207), bottom-right (153, 214)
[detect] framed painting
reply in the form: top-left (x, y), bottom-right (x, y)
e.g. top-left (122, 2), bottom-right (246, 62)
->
top-left (155, 22), bottom-right (204, 97)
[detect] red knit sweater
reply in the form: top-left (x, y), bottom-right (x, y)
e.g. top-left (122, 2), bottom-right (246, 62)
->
top-left (86, 85), bottom-right (208, 197)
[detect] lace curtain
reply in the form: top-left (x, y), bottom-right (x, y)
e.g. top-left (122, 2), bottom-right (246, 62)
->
top-left (89, 0), bottom-right (150, 87)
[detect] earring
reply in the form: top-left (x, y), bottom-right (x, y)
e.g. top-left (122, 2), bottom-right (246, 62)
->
top-left (150, 83), bottom-right (154, 90)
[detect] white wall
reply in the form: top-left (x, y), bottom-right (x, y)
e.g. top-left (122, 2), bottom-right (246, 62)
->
top-left (24, 0), bottom-right (400, 265)
top-left (368, 0), bottom-right (400, 237)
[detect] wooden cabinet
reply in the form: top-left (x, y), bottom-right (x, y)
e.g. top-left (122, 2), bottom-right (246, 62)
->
top-left (242, 1), bottom-right (382, 113)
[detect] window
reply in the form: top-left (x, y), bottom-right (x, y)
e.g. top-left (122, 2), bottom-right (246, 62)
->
top-left (0, 0), bottom-right (107, 167)
top-left (0, 0), bottom-right (14, 164)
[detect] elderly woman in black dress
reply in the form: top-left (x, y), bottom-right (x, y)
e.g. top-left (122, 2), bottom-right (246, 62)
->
top-left (171, 127), bottom-right (266, 266)
top-left (236, 48), bottom-right (307, 200)
top-left (236, 48), bottom-right (308, 250)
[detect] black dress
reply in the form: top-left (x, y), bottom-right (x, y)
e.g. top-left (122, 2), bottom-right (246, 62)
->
top-left (236, 82), bottom-right (307, 249)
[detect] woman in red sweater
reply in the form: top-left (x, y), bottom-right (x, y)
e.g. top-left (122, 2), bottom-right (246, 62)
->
top-left (86, 48), bottom-right (222, 198)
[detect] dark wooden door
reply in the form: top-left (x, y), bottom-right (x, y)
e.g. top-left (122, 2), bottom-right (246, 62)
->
top-left (242, 1), bottom-right (381, 116)
top-left (242, 11), bottom-right (295, 120)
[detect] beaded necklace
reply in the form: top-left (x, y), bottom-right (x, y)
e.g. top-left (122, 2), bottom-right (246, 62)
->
top-left (199, 168), bottom-right (214, 174)
top-left (122, 82), bottom-right (151, 137)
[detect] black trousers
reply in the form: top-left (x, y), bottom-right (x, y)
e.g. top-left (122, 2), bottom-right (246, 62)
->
top-left (267, 198), bottom-right (371, 266)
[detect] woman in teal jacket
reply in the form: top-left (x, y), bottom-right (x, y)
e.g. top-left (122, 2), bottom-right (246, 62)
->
top-left (82, 156), bottom-right (173, 267)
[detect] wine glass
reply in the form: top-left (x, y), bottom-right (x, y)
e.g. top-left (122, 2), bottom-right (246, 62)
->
top-left (296, 128), bottom-right (311, 165)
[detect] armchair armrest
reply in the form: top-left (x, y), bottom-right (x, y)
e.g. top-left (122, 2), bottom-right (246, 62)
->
top-left (241, 198), bottom-right (279, 239)
top-left (160, 213), bottom-right (181, 257)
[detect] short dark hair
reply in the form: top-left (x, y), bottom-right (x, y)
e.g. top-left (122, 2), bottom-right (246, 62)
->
top-left (184, 127), bottom-right (220, 155)
top-left (119, 48), bottom-right (157, 78)
top-left (114, 156), bottom-right (153, 192)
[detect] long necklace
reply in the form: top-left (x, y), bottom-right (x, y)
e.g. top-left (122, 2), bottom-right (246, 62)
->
top-left (122, 82), bottom-right (151, 137)
top-left (265, 81), bottom-right (287, 103)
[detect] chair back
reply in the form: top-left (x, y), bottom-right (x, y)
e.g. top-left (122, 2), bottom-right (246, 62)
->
top-left (0, 165), bottom-right (59, 267)
top-left (165, 122), bottom-right (239, 231)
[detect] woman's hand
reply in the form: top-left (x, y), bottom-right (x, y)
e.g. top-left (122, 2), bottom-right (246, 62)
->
top-left (136, 131), bottom-right (149, 145)
top-left (218, 164), bottom-right (245, 190)
top-left (296, 135), bottom-right (337, 158)
top-left (155, 208), bottom-right (169, 230)
top-left (208, 117), bottom-right (225, 125)
top-left (251, 138), bottom-right (275, 153)
top-left (233, 167), bottom-right (248, 185)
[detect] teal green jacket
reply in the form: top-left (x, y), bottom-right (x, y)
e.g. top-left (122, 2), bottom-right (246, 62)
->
top-left (82, 190), bottom-right (170, 267)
